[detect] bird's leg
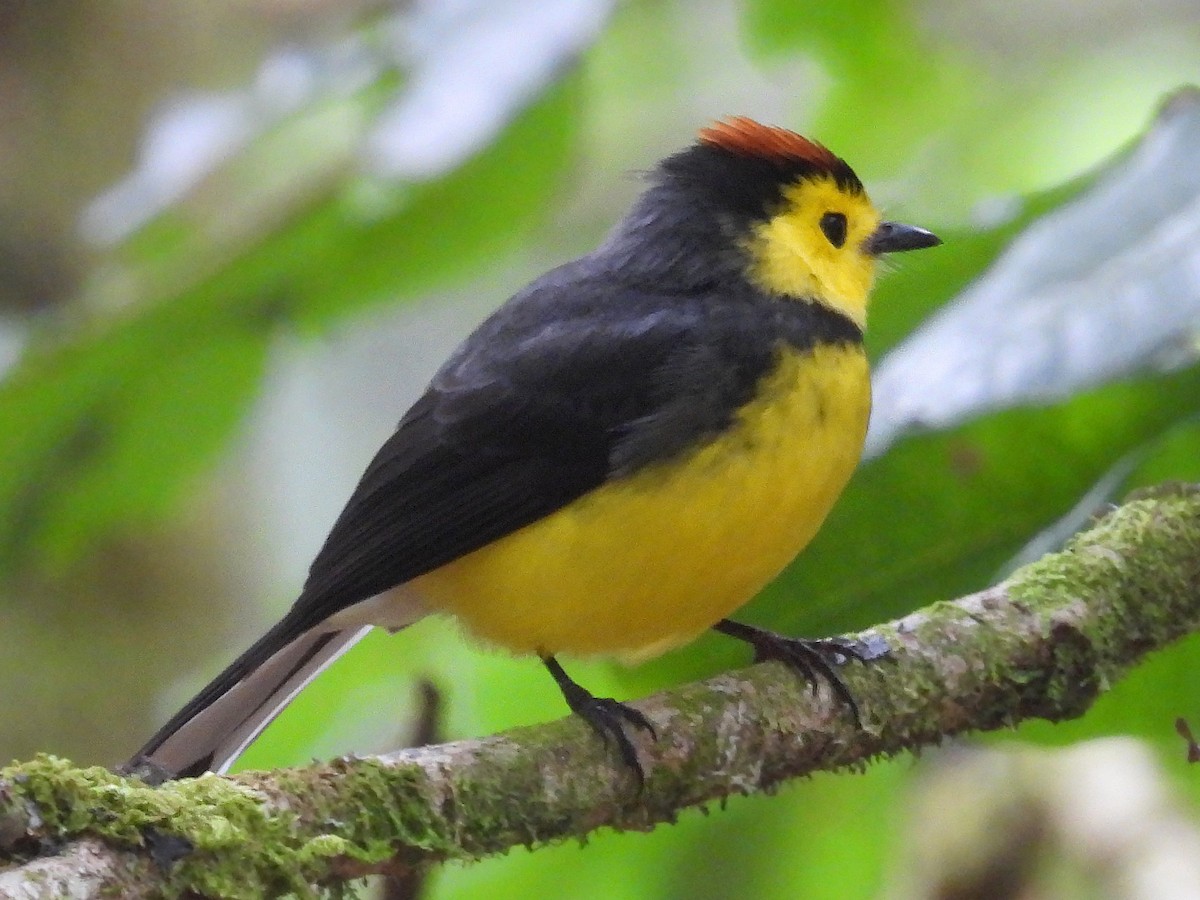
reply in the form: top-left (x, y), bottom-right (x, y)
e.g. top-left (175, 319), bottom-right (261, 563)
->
top-left (712, 619), bottom-right (890, 727)
top-left (542, 655), bottom-right (656, 783)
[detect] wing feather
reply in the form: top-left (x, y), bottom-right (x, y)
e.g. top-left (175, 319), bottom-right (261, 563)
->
top-left (295, 279), bottom-right (725, 623)
top-left (292, 269), bottom-right (850, 627)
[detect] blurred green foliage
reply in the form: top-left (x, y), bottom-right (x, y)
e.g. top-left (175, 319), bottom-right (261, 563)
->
top-left (0, 81), bottom-right (581, 572)
top-left (2, 1), bottom-right (1199, 898)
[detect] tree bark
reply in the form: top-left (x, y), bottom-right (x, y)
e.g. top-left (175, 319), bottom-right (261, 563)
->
top-left (1, 484), bottom-right (1198, 899)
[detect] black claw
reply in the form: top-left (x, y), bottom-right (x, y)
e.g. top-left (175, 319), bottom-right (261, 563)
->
top-left (807, 634), bottom-right (890, 665)
top-left (142, 827), bottom-right (194, 871)
top-left (713, 619), bottom-right (890, 728)
top-left (543, 656), bottom-right (655, 785)
top-left (119, 756), bottom-right (176, 787)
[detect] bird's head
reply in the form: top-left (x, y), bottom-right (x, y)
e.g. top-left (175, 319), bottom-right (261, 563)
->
top-left (641, 117), bottom-right (940, 329)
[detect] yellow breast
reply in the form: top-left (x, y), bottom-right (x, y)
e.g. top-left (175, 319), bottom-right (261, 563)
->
top-left (410, 342), bottom-right (871, 661)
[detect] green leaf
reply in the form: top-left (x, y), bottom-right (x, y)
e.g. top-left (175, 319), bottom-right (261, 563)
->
top-left (740, 0), bottom-right (977, 171)
top-left (869, 90), bottom-right (1200, 457)
top-left (34, 330), bottom-right (270, 568)
top-left (0, 82), bottom-right (582, 574)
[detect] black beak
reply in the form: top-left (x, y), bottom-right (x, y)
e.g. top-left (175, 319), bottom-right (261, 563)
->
top-left (864, 221), bottom-right (941, 255)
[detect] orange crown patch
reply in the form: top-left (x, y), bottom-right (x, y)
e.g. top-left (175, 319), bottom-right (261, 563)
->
top-left (698, 117), bottom-right (839, 170)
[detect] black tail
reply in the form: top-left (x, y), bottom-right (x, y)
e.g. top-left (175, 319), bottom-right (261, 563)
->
top-left (125, 609), bottom-right (370, 780)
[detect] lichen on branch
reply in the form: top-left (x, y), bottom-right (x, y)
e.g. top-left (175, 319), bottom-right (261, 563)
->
top-left (1, 484), bottom-right (1198, 899)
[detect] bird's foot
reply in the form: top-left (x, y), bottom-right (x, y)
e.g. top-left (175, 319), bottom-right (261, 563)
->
top-left (712, 619), bottom-right (889, 727)
top-left (543, 656), bottom-right (656, 784)
top-left (118, 756), bottom-right (176, 787)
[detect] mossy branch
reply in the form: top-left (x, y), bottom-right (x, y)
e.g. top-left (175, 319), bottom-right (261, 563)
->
top-left (2, 484), bottom-right (1199, 899)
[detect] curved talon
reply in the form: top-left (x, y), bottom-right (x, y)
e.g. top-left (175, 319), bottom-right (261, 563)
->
top-left (578, 696), bottom-right (655, 779)
top-left (818, 633), bottom-right (891, 664)
top-left (713, 619), bottom-right (886, 727)
top-left (543, 656), bottom-right (655, 784)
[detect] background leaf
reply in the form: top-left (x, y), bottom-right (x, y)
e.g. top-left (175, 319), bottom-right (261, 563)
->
top-left (868, 90), bottom-right (1200, 457)
top-left (0, 69), bottom-right (582, 573)
top-left (3, 1), bottom-right (1200, 898)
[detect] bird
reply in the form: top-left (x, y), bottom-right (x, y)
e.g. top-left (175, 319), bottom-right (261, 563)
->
top-left (126, 117), bottom-right (940, 783)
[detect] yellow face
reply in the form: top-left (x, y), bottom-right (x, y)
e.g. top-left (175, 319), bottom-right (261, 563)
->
top-left (744, 175), bottom-right (883, 329)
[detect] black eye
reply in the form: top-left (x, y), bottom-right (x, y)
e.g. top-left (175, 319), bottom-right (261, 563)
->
top-left (820, 211), bottom-right (847, 248)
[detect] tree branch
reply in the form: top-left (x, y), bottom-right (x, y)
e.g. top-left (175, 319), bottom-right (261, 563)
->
top-left (2, 483), bottom-right (1198, 898)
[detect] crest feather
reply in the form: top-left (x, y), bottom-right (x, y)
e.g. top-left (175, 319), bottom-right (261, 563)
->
top-left (698, 117), bottom-right (840, 170)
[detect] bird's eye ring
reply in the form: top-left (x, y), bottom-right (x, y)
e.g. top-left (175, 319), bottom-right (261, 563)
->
top-left (819, 212), bottom-right (847, 248)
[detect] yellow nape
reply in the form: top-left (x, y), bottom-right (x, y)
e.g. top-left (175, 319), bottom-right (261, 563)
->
top-left (745, 175), bottom-right (882, 328)
top-left (411, 342), bottom-right (871, 662)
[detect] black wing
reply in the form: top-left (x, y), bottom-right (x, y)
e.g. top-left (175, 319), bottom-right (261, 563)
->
top-left (291, 269), bottom-right (783, 628)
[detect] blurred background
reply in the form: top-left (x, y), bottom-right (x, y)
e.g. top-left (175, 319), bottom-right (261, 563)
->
top-left (2, 0), bottom-right (1200, 897)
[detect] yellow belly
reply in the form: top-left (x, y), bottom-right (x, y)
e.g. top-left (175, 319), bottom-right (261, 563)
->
top-left (410, 343), bottom-right (870, 660)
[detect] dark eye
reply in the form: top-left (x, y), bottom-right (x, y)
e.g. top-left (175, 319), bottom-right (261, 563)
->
top-left (820, 211), bottom-right (847, 248)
